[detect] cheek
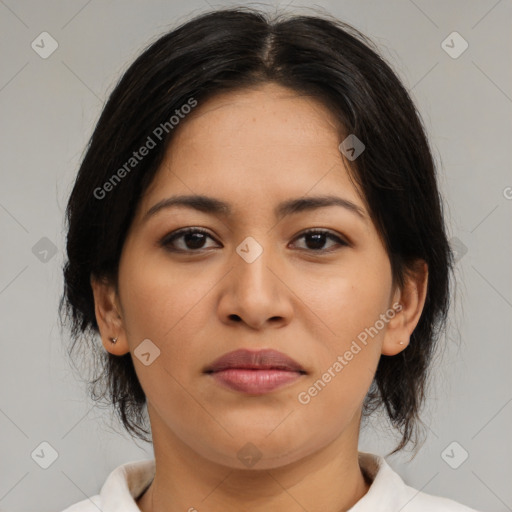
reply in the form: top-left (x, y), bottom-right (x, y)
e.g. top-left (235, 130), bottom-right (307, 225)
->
top-left (296, 251), bottom-right (392, 400)
top-left (116, 257), bottom-right (209, 415)
top-left (118, 248), bottom-right (192, 337)
top-left (295, 274), bottom-right (388, 429)
top-left (117, 252), bottom-right (216, 377)
top-left (303, 251), bottom-right (393, 339)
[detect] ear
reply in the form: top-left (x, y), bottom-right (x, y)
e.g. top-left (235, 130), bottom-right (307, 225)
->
top-left (90, 274), bottom-right (130, 356)
top-left (381, 260), bottom-right (428, 356)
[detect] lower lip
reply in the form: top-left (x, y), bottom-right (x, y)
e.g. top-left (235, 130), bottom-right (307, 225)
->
top-left (209, 369), bottom-right (303, 394)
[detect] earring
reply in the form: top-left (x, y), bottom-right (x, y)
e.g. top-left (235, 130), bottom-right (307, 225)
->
top-left (399, 341), bottom-right (404, 345)
top-left (110, 337), bottom-right (118, 344)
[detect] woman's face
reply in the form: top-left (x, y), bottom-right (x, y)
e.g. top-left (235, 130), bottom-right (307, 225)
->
top-left (104, 83), bottom-right (410, 468)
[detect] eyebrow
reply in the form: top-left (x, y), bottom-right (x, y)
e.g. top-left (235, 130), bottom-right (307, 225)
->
top-left (143, 194), bottom-right (367, 223)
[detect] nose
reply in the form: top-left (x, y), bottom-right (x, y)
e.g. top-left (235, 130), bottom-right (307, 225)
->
top-left (216, 239), bottom-right (294, 330)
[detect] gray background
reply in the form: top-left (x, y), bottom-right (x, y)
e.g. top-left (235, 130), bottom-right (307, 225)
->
top-left (0, 1), bottom-right (511, 511)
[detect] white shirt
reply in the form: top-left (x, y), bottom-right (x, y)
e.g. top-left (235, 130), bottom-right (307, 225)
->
top-left (61, 452), bottom-right (480, 511)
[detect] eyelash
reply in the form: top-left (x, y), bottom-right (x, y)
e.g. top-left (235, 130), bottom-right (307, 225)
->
top-left (159, 227), bottom-right (349, 254)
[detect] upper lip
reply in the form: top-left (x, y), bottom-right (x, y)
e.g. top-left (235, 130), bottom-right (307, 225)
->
top-left (204, 349), bottom-right (306, 374)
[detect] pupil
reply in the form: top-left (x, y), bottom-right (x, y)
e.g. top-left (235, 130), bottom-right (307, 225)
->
top-left (186, 232), bottom-right (205, 249)
top-left (306, 233), bottom-right (325, 250)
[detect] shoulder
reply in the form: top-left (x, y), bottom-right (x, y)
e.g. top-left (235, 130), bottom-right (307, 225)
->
top-left (399, 484), bottom-right (481, 511)
top-left (59, 458), bottom-right (155, 512)
top-left (355, 452), bottom-right (481, 512)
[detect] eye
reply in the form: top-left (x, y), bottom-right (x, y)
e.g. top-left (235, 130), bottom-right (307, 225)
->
top-left (160, 227), bottom-right (348, 254)
top-left (291, 229), bottom-right (348, 252)
top-left (160, 227), bottom-right (219, 252)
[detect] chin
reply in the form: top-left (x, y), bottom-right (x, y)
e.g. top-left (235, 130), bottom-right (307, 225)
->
top-left (197, 429), bottom-right (317, 471)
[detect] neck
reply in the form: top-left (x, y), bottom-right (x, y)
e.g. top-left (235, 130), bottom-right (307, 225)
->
top-left (137, 406), bottom-right (370, 512)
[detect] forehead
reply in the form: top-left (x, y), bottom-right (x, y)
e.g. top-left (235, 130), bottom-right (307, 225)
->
top-left (138, 83), bottom-right (364, 219)
top-left (170, 83), bottom-right (343, 151)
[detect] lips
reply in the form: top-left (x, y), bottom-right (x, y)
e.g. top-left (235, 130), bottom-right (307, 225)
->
top-left (204, 348), bottom-right (306, 374)
top-left (204, 348), bottom-right (306, 395)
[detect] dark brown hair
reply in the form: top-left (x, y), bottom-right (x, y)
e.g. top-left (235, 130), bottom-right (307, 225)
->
top-left (60, 6), bottom-right (453, 455)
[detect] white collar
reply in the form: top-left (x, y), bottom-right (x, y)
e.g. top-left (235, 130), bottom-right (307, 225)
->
top-left (87, 451), bottom-right (477, 511)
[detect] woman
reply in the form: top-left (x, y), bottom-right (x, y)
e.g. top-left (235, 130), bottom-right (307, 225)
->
top-left (60, 7), bottom-right (479, 511)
